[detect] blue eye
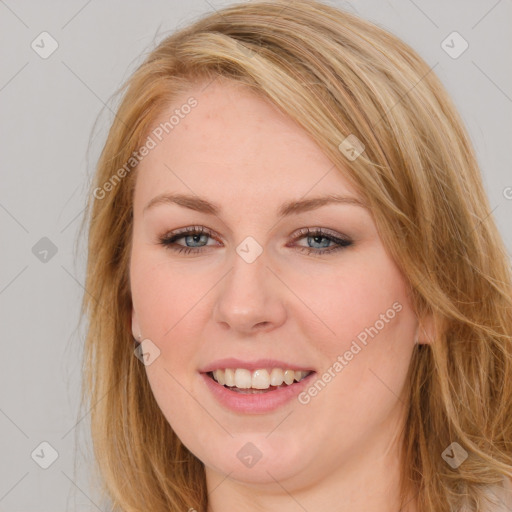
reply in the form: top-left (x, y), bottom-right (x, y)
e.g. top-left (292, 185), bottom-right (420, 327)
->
top-left (291, 227), bottom-right (353, 255)
top-left (158, 226), bottom-right (218, 255)
top-left (158, 226), bottom-right (353, 256)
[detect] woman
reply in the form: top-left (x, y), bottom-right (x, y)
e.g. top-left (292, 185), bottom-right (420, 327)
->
top-left (79, 1), bottom-right (512, 510)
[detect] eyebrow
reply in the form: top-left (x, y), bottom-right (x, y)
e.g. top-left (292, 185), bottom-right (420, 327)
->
top-left (143, 192), bottom-right (367, 217)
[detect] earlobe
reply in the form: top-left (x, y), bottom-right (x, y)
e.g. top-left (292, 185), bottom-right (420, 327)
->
top-left (131, 308), bottom-right (141, 341)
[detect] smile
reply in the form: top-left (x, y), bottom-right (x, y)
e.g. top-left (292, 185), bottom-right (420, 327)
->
top-left (208, 368), bottom-right (312, 392)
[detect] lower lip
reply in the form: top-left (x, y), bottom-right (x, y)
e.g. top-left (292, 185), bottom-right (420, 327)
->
top-left (200, 372), bottom-right (316, 414)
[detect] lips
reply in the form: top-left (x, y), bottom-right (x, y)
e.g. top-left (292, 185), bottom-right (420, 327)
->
top-left (198, 357), bottom-right (317, 412)
top-left (200, 369), bottom-right (316, 413)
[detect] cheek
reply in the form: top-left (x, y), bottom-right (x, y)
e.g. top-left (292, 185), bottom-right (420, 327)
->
top-left (130, 255), bottom-right (208, 428)
top-left (293, 256), bottom-right (416, 439)
top-left (317, 260), bottom-right (415, 407)
top-left (130, 251), bottom-right (208, 369)
top-left (290, 251), bottom-right (411, 355)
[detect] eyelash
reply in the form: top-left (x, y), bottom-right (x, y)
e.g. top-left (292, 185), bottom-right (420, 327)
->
top-left (157, 226), bottom-right (353, 256)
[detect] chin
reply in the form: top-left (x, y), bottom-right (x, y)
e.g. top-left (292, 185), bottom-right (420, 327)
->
top-left (198, 434), bottom-right (310, 485)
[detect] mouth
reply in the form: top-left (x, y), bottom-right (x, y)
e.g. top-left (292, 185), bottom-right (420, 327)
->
top-left (205, 368), bottom-right (315, 394)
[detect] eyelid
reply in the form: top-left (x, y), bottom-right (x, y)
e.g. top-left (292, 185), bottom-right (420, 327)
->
top-left (157, 225), bottom-right (353, 257)
top-left (160, 225), bottom-right (348, 242)
top-left (163, 225), bottom-right (220, 240)
top-left (290, 226), bottom-right (351, 243)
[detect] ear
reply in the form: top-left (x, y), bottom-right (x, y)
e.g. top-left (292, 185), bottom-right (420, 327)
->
top-left (416, 313), bottom-right (436, 345)
top-left (131, 307), bottom-right (141, 341)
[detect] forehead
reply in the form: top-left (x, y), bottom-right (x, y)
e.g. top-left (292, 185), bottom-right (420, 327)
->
top-left (134, 79), bottom-right (360, 210)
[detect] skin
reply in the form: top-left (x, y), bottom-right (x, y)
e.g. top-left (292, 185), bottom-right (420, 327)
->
top-left (130, 77), bottom-right (430, 511)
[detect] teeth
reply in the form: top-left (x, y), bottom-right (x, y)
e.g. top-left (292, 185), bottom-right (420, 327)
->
top-left (283, 369), bottom-right (295, 385)
top-left (210, 368), bottom-right (311, 389)
top-left (224, 368), bottom-right (235, 387)
top-left (252, 369), bottom-right (270, 389)
top-left (269, 368), bottom-right (284, 386)
top-left (213, 369), bottom-right (225, 386)
top-left (234, 369), bottom-right (252, 389)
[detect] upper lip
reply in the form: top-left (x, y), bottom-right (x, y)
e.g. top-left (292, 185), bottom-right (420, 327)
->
top-left (199, 358), bottom-right (315, 373)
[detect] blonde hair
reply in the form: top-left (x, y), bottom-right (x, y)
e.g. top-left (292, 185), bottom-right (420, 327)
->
top-left (79, 1), bottom-right (512, 510)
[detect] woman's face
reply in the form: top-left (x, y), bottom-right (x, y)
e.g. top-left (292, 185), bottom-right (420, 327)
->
top-left (130, 78), bottom-right (420, 491)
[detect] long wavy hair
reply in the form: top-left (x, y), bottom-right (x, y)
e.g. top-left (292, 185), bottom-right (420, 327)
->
top-left (78, 1), bottom-right (512, 510)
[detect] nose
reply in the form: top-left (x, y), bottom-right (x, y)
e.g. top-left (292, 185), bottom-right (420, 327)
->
top-left (212, 249), bottom-right (287, 335)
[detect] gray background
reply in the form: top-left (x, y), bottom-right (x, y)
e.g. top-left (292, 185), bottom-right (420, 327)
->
top-left (0, 1), bottom-right (511, 510)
